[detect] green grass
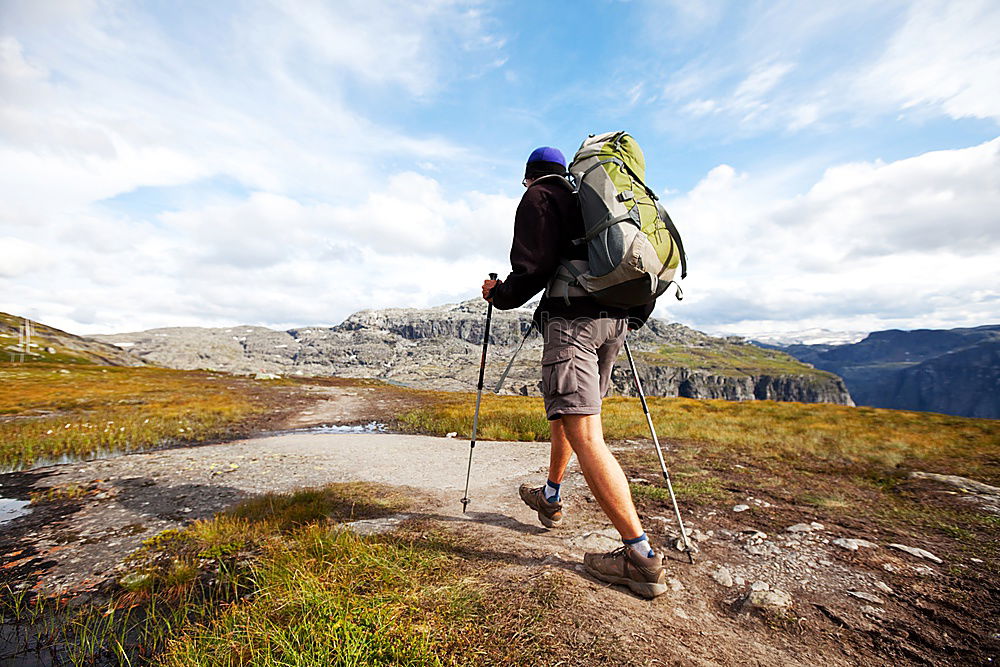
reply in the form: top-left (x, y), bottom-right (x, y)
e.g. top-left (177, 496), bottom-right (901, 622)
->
top-left (398, 393), bottom-right (1000, 483)
top-left (637, 342), bottom-right (835, 379)
top-left (0, 364), bottom-right (280, 470)
top-left (28, 482), bottom-right (92, 504)
top-left (1, 483), bottom-right (568, 666)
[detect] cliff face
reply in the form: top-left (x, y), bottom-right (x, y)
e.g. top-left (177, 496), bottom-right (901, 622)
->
top-left (762, 325), bottom-right (1000, 418)
top-left (92, 300), bottom-right (852, 405)
top-left (611, 354), bottom-right (852, 404)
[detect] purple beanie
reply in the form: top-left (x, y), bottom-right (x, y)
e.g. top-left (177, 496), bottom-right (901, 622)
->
top-left (525, 146), bottom-right (567, 179)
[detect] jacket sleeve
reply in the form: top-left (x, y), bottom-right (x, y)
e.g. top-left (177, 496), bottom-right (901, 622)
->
top-left (491, 187), bottom-right (562, 310)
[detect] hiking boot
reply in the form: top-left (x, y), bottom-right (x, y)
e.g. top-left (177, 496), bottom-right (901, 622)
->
top-left (518, 483), bottom-right (563, 528)
top-left (583, 546), bottom-right (667, 599)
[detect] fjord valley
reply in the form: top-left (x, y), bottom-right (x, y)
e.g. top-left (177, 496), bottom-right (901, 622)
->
top-left (761, 325), bottom-right (1000, 418)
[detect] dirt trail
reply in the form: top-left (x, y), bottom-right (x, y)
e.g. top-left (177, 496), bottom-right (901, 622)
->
top-left (2, 387), bottom-right (996, 666)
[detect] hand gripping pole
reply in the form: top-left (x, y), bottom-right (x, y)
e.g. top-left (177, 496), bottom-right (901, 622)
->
top-left (622, 338), bottom-right (695, 563)
top-left (461, 272), bottom-right (497, 513)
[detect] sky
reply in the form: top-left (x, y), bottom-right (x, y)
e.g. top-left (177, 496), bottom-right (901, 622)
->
top-left (1, 0), bottom-right (998, 337)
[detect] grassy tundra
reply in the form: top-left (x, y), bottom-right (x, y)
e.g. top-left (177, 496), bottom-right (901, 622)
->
top-left (0, 364), bottom-right (275, 470)
top-left (2, 358), bottom-right (998, 663)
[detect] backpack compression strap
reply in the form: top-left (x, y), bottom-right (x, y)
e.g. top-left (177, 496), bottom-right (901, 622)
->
top-left (544, 259), bottom-right (589, 306)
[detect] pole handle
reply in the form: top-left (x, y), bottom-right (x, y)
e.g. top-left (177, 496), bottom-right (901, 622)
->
top-left (489, 272), bottom-right (498, 280)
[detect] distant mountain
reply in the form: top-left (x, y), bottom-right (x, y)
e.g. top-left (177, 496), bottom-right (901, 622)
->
top-left (0, 312), bottom-right (145, 366)
top-left (744, 328), bottom-right (869, 347)
top-left (757, 325), bottom-right (1000, 418)
top-left (92, 300), bottom-right (853, 405)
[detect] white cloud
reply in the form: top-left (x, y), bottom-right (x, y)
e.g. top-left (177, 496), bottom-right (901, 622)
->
top-left (655, 0), bottom-right (1000, 133)
top-left (858, 0), bottom-right (1000, 122)
top-left (0, 0), bottom-right (503, 222)
top-left (266, 0), bottom-right (504, 97)
top-left (658, 138), bottom-right (1000, 333)
top-left (0, 1), bottom-right (515, 332)
top-left (0, 170), bottom-right (517, 333)
top-left (0, 237), bottom-right (53, 277)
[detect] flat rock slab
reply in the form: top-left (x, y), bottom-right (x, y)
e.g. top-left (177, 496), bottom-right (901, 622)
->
top-left (888, 543), bottom-right (943, 564)
top-left (1, 433), bottom-right (553, 593)
top-left (833, 538), bottom-right (878, 551)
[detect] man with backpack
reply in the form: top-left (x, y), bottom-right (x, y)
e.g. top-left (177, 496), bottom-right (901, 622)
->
top-left (482, 144), bottom-right (669, 599)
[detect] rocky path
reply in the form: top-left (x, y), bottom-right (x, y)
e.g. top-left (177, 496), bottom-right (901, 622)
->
top-left (2, 388), bottom-right (996, 665)
top-left (0, 430), bottom-right (843, 666)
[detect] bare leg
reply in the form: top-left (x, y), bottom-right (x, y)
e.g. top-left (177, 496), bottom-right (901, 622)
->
top-left (561, 413), bottom-right (644, 540)
top-left (547, 418), bottom-right (573, 485)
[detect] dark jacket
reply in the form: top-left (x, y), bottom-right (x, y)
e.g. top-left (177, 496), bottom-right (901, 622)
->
top-left (491, 178), bottom-right (655, 329)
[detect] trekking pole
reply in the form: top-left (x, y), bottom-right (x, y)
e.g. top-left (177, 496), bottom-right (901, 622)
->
top-left (493, 320), bottom-right (535, 394)
top-left (622, 338), bottom-right (695, 563)
top-left (461, 272), bottom-right (498, 513)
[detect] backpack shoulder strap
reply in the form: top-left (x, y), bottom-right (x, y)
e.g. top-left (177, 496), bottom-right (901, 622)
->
top-left (655, 201), bottom-right (687, 279)
top-left (529, 174), bottom-right (575, 192)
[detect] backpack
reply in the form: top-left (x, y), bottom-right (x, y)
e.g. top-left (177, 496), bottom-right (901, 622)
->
top-left (544, 131), bottom-right (687, 308)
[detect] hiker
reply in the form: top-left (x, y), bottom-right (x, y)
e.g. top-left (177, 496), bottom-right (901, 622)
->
top-left (481, 146), bottom-right (668, 599)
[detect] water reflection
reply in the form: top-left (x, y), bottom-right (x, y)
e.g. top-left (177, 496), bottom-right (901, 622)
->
top-left (0, 497), bottom-right (30, 526)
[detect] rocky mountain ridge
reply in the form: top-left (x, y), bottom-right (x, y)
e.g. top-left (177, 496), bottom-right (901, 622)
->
top-left (92, 300), bottom-right (852, 405)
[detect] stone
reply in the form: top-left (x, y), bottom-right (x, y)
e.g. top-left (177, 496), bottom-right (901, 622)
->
top-left (734, 576), bottom-right (746, 587)
top-left (889, 543), bottom-right (943, 564)
top-left (340, 513), bottom-right (414, 536)
top-left (667, 578), bottom-right (684, 592)
top-left (445, 432), bottom-right (457, 438)
top-left (873, 581), bottom-right (893, 595)
top-left (712, 567), bottom-right (734, 588)
top-left (742, 589), bottom-right (792, 611)
top-left (751, 581), bottom-right (770, 591)
top-left (745, 542), bottom-right (780, 557)
top-left (909, 471), bottom-right (1000, 497)
top-left (732, 504), bottom-right (750, 512)
top-left (675, 538), bottom-right (699, 553)
top-left (119, 572), bottom-right (153, 590)
top-left (848, 590), bottom-right (885, 604)
top-left (741, 530), bottom-right (768, 540)
top-left (833, 538), bottom-right (878, 551)
top-left (810, 522), bottom-right (824, 531)
top-left (569, 529), bottom-right (621, 552)
top-left (786, 523), bottom-right (815, 533)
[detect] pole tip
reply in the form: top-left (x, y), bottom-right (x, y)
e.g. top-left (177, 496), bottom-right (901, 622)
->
top-left (460, 497), bottom-right (469, 513)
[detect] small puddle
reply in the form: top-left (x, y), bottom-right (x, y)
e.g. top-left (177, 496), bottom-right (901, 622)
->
top-left (0, 497), bottom-right (31, 526)
top-left (304, 422), bottom-right (386, 434)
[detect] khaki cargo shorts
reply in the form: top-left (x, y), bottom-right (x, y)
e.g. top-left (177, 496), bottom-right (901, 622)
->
top-left (540, 316), bottom-right (628, 421)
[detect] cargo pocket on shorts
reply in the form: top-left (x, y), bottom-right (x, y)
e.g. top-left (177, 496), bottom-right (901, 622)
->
top-left (541, 347), bottom-right (577, 397)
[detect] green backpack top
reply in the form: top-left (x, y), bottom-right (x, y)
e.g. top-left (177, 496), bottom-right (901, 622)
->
top-left (545, 131), bottom-right (687, 308)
